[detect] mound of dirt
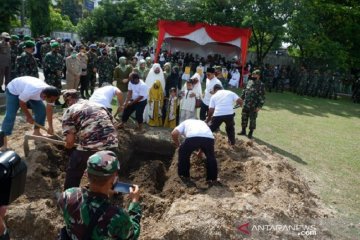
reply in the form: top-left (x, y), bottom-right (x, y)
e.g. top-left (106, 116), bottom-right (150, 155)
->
top-left (4, 118), bottom-right (332, 239)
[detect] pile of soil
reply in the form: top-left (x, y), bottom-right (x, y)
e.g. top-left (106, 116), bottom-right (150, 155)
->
top-left (4, 117), bottom-right (332, 239)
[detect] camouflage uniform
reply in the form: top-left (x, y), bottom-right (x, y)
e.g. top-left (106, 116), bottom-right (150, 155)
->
top-left (62, 97), bottom-right (118, 189)
top-left (97, 55), bottom-right (115, 86)
top-left (307, 71), bottom-right (319, 97)
top-left (43, 51), bottom-right (64, 89)
top-left (297, 68), bottom-right (308, 96)
top-left (40, 43), bottom-right (51, 62)
top-left (10, 42), bottom-right (18, 79)
top-left (241, 79), bottom-right (265, 131)
top-left (15, 51), bottom-right (39, 78)
top-left (57, 151), bottom-right (142, 240)
top-left (263, 66), bottom-right (274, 92)
top-left (87, 50), bottom-right (98, 93)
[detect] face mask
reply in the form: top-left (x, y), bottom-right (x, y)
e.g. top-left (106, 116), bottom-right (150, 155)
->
top-left (71, 53), bottom-right (77, 58)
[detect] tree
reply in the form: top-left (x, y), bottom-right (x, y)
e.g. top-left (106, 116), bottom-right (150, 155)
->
top-left (60, 0), bottom-right (82, 24)
top-left (50, 7), bottom-right (75, 32)
top-left (287, 0), bottom-right (360, 71)
top-left (0, 0), bottom-right (22, 31)
top-left (77, 0), bottom-right (153, 45)
top-left (28, 0), bottom-right (51, 36)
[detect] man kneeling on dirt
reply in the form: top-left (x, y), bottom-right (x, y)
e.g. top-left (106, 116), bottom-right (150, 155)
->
top-left (62, 90), bottom-right (118, 190)
top-left (1, 76), bottom-right (60, 151)
top-left (171, 119), bottom-right (218, 182)
top-left (57, 150), bottom-right (142, 239)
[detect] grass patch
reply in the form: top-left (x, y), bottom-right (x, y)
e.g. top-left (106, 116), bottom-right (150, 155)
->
top-left (230, 90), bottom-right (360, 220)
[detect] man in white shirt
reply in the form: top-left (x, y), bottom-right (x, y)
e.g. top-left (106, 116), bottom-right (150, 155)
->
top-left (89, 83), bottom-right (124, 116)
top-left (1, 76), bottom-right (61, 150)
top-left (171, 119), bottom-right (217, 182)
top-left (200, 67), bottom-right (222, 120)
top-left (118, 73), bottom-right (149, 131)
top-left (206, 84), bottom-right (243, 145)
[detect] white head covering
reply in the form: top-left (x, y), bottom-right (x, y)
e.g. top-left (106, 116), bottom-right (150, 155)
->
top-left (182, 73), bottom-right (203, 99)
top-left (145, 63), bottom-right (166, 92)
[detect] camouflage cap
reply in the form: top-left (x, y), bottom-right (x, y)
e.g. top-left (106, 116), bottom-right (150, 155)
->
top-left (23, 35), bottom-right (31, 40)
top-left (1, 32), bottom-right (10, 38)
top-left (87, 151), bottom-right (120, 177)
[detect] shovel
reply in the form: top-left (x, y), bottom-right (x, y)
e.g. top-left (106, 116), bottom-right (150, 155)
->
top-left (34, 122), bottom-right (63, 140)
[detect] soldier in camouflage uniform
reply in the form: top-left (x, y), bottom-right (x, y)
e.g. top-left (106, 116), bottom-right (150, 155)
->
top-left (263, 64), bottom-right (274, 92)
top-left (321, 70), bottom-right (331, 98)
top-left (238, 69), bottom-right (265, 139)
top-left (307, 70), bottom-right (319, 97)
top-left (9, 35), bottom-right (19, 80)
top-left (43, 42), bottom-right (64, 92)
top-left (97, 48), bottom-right (115, 86)
top-left (297, 66), bottom-right (308, 96)
top-left (62, 90), bottom-right (119, 190)
top-left (87, 44), bottom-right (98, 94)
top-left (40, 37), bottom-right (51, 64)
top-left (17, 35), bottom-right (31, 55)
top-left (57, 150), bottom-right (141, 240)
top-left (15, 41), bottom-right (39, 78)
top-left (135, 59), bottom-right (147, 80)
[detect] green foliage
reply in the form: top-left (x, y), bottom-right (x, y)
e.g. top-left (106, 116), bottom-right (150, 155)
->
top-left (287, 0), bottom-right (360, 71)
top-left (77, 0), bottom-right (153, 45)
top-left (0, 0), bottom-right (22, 31)
top-left (60, 0), bottom-right (82, 25)
top-left (28, 0), bottom-right (51, 36)
top-left (50, 7), bottom-right (75, 32)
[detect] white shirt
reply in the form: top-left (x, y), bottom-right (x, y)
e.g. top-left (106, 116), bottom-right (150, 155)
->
top-left (175, 119), bottom-right (214, 139)
top-left (128, 80), bottom-right (148, 102)
top-left (89, 85), bottom-right (118, 108)
top-left (209, 90), bottom-right (240, 117)
top-left (202, 77), bottom-right (222, 106)
top-left (7, 76), bottom-right (49, 102)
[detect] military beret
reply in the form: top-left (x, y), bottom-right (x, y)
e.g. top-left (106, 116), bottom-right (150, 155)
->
top-left (50, 42), bottom-right (60, 48)
top-left (23, 35), bottom-right (31, 40)
top-left (62, 89), bottom-right (78, 100)
top-left (24, 40), bottom-right (35, 48)
top-left (87, 151), bottom-right (120, 177)
top-left (252, 69), bottom-right (261, 75)
top-left (11, 35), bottom-right (19, 40)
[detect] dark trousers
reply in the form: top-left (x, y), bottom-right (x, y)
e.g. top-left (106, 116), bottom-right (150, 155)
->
top-left (122, 100), bottom-right (147, 124)
top-left (209, 114), bottom-right (235, 145)
top-left (80, 75), bottom-right (89, 97)
top-left (64, 149), bottom-right (97, 190)
top-left (0, 66), bottom-right (11, 89)
top-left (199, 101), bottom-right (209, 120)
top-left (178, 137), bottom-right (217, 181)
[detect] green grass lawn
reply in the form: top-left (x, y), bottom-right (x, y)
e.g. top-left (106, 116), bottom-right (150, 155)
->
top-left (231, 90), bottom-right (360, 223)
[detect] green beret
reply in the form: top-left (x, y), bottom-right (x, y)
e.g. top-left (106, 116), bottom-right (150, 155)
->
top-left (11, 35), bottom-right (19, 40)
top-left (24, 35), bottom-right (31, 40)
top-left (24, 40), bottom-right (35, 48)
top-left (50, 42), bottom-right (60, 48)
top-left (87, 151), bottom-right (120, 177)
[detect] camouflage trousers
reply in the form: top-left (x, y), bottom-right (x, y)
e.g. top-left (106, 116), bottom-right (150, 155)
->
top-left (44, 72), bottom-right (62, 89)
top-left (241, 108), bottom-right (258, 130)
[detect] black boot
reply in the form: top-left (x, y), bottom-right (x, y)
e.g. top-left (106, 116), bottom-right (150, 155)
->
top-left (248, 130), bottom-right (253, 139)
top-left (237, 127), bottom-right (246, 135)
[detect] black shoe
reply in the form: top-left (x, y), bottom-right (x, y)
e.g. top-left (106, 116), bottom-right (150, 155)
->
top-left (248, 130), bottom-right (253, 139)
top-left (237, 128), bottom-right (247, 136)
